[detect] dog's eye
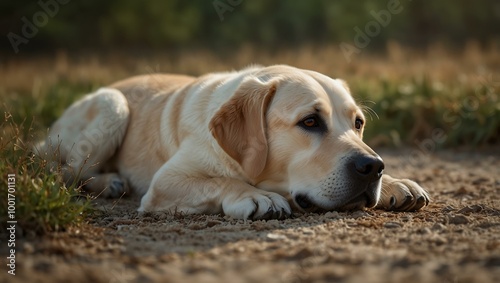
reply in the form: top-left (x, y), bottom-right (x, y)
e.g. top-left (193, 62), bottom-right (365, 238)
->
top-left (355, 118), bottom-right (364, 130)
top-left (303, 117), bottom-right (319, 128)
top-left (298, 114), bottom-right (327, 133)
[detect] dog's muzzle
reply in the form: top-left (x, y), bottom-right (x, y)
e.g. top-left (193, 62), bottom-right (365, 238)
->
top-left (340, 154), bottom-right (384, 210)
top-left (294, 154), bottom-right (384, 212)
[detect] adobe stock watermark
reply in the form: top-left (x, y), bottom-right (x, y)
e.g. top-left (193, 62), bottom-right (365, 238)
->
top-left (6, 174), bottom-right (17, 276)
top-left (213, 0), bottom-right (243, 21)
top-left (7, 0), bottom-right (71, 54)
top-left (407, 74), bottom-right (499, 166)
top-left (339, 0), bottom-right (411, 63)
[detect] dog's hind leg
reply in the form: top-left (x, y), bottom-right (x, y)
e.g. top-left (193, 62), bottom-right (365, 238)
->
top-left (36, 88), bottom-right (130, 198)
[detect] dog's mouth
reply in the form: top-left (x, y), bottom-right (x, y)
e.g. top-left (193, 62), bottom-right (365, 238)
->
top-left (294, 194), bottom-right (317, 211)
top-left (337, 192), bottom-right (373, 211)
top-left (293, 183), bottom-right (379, 213)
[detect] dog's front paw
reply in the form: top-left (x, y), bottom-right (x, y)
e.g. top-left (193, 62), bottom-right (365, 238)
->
top-left (108, 174), bottom-right (129, 198)
top-left (376, 175), bottom-right (430, 211)
top-left (83, 173), bottom-right (129, 198)
top-left (223, 191), bottom-right (292, 220)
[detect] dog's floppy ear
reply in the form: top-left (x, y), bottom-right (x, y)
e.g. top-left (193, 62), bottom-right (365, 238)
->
top-left (209, 78), bottom-right (277, 180)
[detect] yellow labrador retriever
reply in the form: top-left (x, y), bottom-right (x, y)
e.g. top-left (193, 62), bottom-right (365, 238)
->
top-left (37, 65), bottom-right (429, 219)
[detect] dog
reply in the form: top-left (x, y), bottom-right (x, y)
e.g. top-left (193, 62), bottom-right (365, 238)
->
top-left (37, 65), bottom-right (430, 219)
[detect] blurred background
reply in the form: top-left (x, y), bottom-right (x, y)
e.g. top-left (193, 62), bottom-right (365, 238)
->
top-left (1, 0), bottom-right (499, 148)
top-left (2, 0), bottom-right (499, 53)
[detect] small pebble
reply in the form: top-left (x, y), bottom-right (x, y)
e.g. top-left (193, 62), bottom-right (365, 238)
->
top-left (456, 186), bottom-right (469, 195)
top-left (441, 205), bottom-right (456, 212)
top-left (432, 223), bottom-right (446, 231)
top-left (266, 233), bottom-right (287, 241)
top-left (206, 220), bottom-right (222, 227)
top-left (187, 223), bottom-right (206, 230)
top-left (324, 211), bottom-right (340, 218)
top-left (457, 205), bottom-right (483, 214)
top-left (384, 222), bottom-right (402, 229)
top-left (472, 177), bottom-right (490, 185)
top-left (417, 227), bottom-right (432, 234)
top-left (432, 235), bottom-right (448, 245)
top-left (290, 247), bottom-right (314, 259)
top-left (447, 214), bottom-right (469, 225)
top-left (351, 211), bottom-right (370, 218)
top-left (400, 215), bottom-right (413, 222)
top-left (116, 225), bottom-right (129, 231)
top-left (302, 229), bottom-right (315, 235)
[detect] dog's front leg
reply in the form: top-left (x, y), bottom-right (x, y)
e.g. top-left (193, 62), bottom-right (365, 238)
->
top-left (138, 165), bottom-right (292, 220)
top-left (376, 174), bottom-right (430, 211)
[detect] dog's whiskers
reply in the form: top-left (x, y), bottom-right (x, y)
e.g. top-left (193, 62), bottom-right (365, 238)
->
top-left (358, 100), bottom-right (379, 121)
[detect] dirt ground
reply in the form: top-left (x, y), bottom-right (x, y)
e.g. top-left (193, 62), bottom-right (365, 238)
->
top-left (2, 149), bottom-right (500, 283)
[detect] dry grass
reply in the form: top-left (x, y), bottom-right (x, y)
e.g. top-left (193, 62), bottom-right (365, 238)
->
top-left (1, 41), bottom-right (499, 92)
top-left (0, 113), bottom-right (92, 235)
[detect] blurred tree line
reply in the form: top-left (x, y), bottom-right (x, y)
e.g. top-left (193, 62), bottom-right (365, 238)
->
top-left (1, 0), bottom-right (499, 54)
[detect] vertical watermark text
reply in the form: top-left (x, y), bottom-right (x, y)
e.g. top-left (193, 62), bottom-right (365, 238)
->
top-left (6, 174), bottom-right (17, 276)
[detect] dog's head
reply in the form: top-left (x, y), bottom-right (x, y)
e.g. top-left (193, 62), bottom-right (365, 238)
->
top-left (210, 65), bottom-right (384, 212)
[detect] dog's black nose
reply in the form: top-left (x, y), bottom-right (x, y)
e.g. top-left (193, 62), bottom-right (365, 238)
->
top-left (352, 155), bottom-right (384, 181)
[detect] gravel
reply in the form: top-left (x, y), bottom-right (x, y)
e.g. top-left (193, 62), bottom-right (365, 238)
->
top-left (2, 149), bottom-right (499, 283)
